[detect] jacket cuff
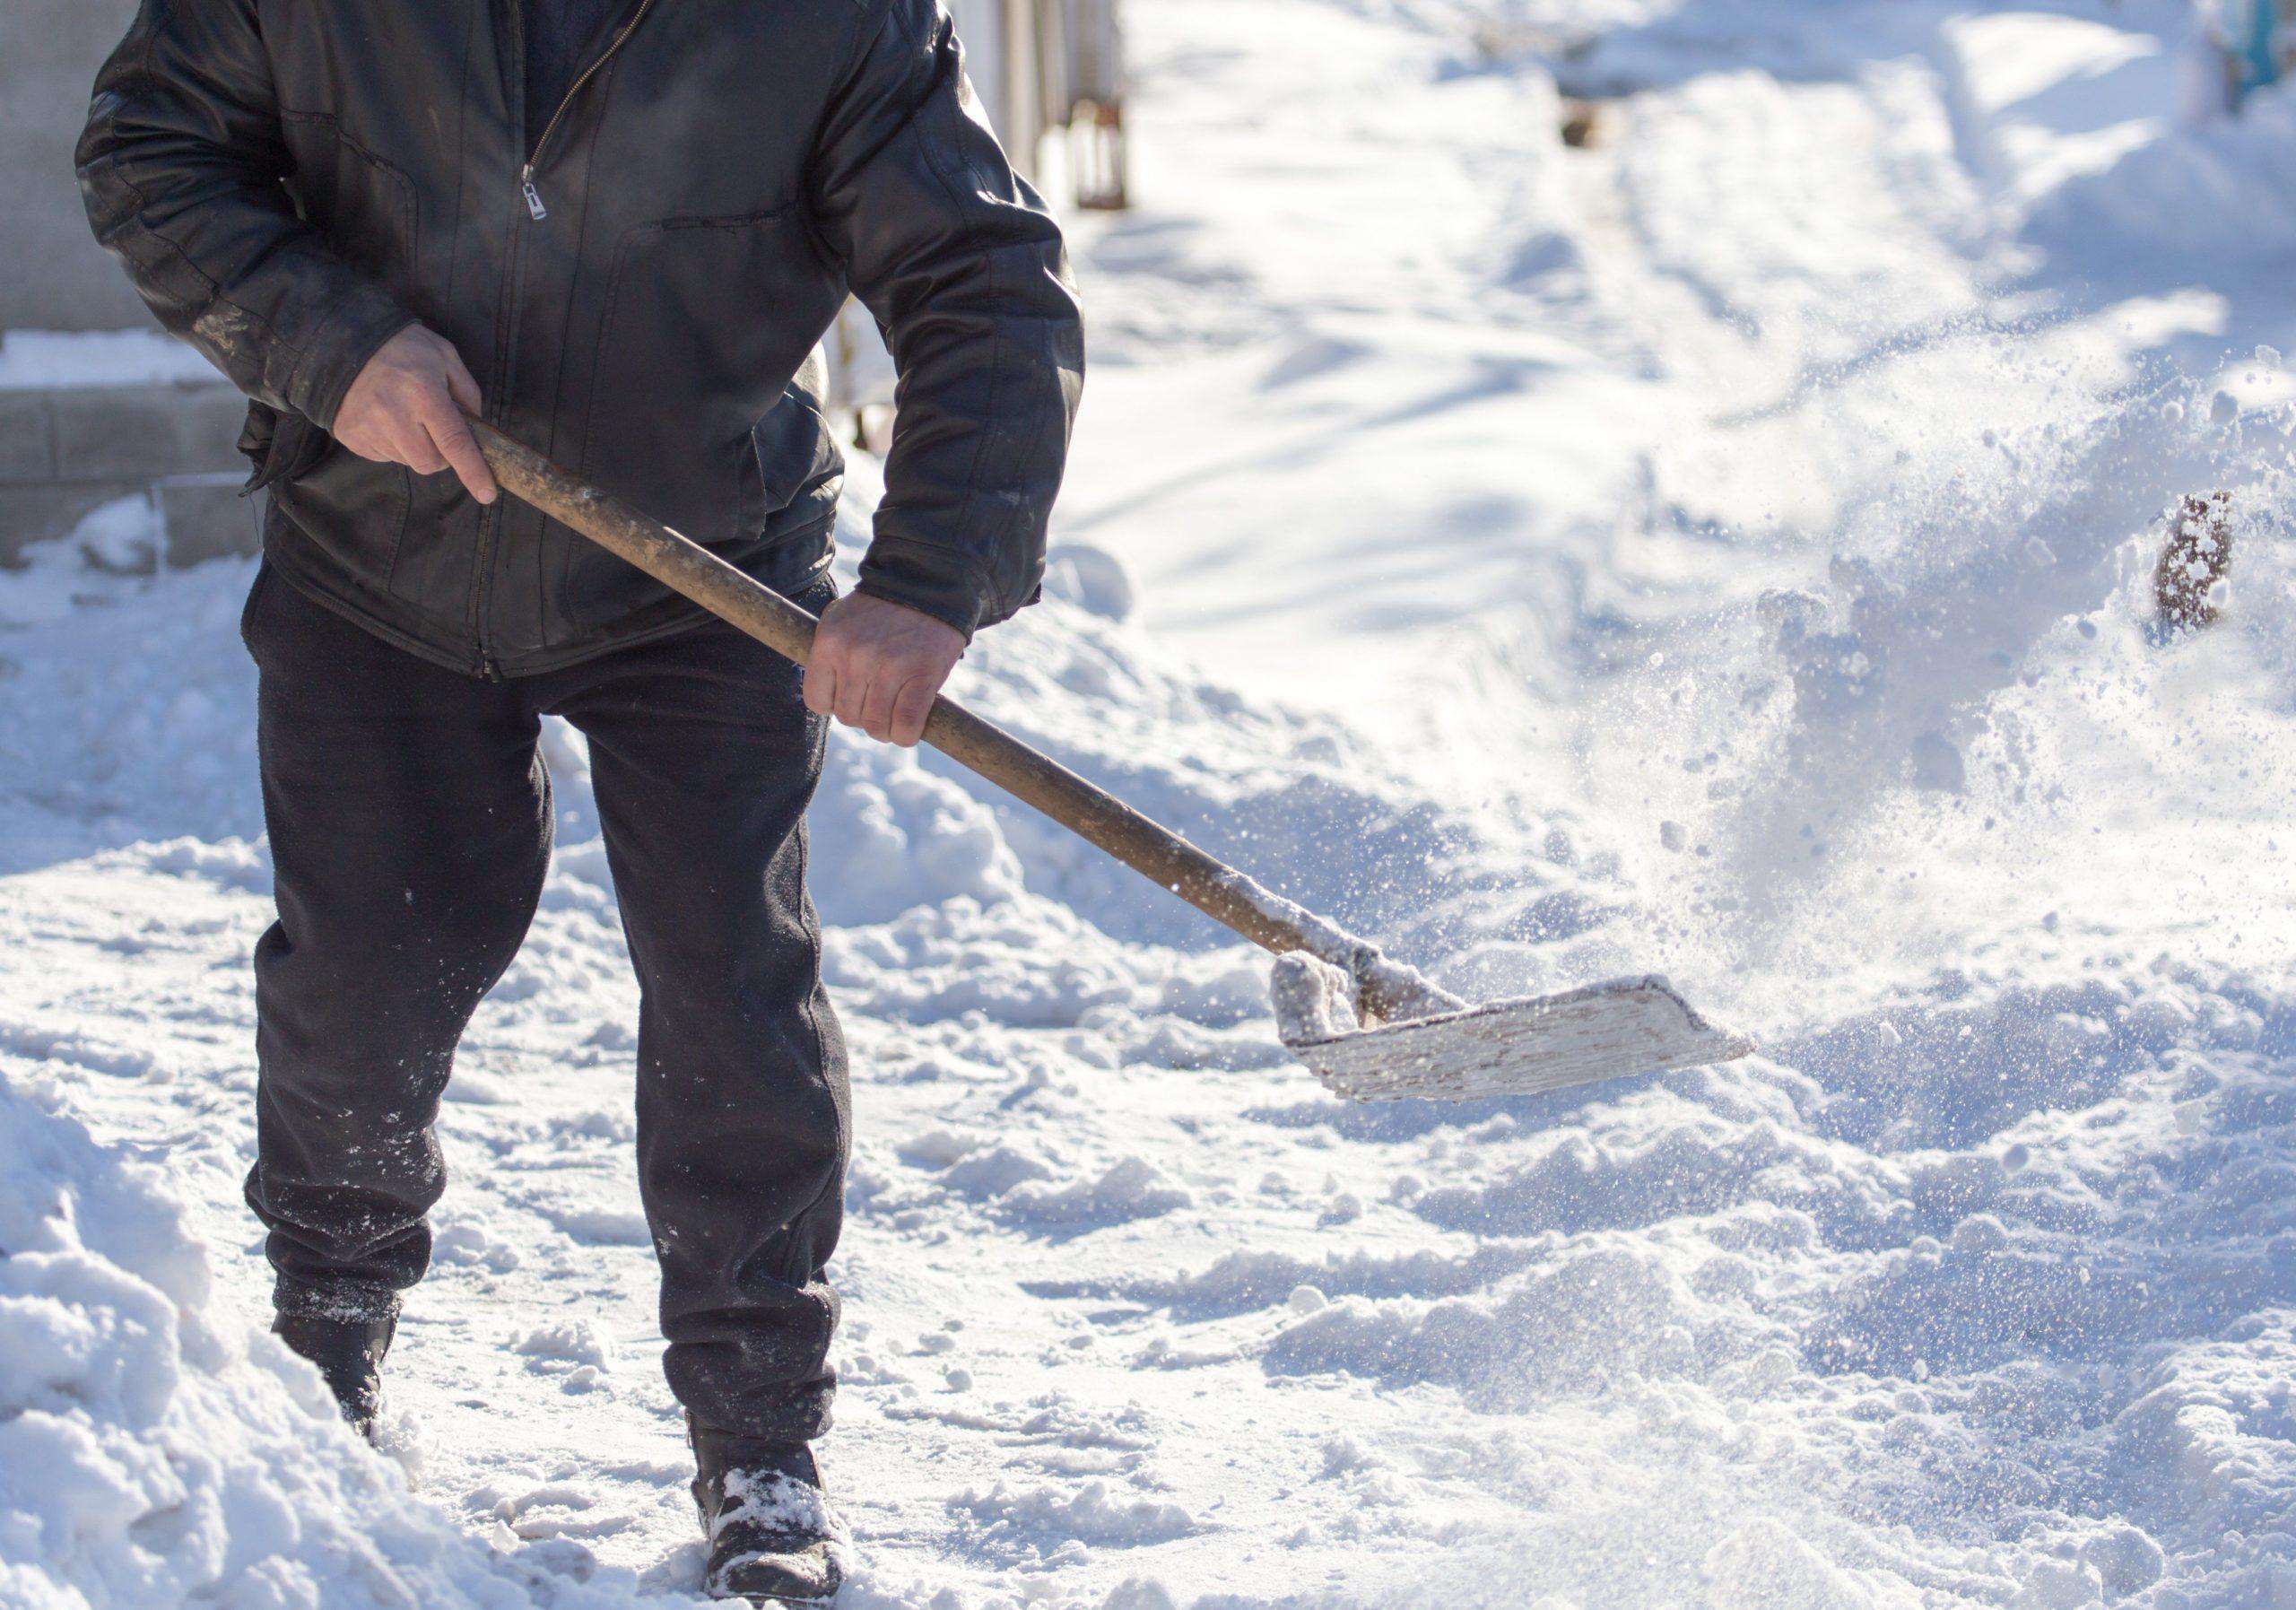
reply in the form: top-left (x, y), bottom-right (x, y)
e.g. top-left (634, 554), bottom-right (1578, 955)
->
top-left (284, 292), bottom-right (417, 431)
top-left (855, 535), bottom-right (998, 640)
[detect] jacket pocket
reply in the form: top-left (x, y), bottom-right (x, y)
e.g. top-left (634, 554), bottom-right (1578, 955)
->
top-left (239, 403), bottom-right (331, 494)
top-left (266, 439), bottom-right (414, 600)
top-left (745, 369), bottom-right (839, 529)
top-left (280, 114), bottom-right (422, 302)
top-left (560, 207), bottom-right (848, 635)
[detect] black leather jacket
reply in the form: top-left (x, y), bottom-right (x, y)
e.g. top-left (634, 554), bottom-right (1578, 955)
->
top-left (79, 0), bottom-right (1084, 674)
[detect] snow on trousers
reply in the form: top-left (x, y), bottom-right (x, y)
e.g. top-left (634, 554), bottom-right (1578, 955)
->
top-left (239, 564), bottom-right (848, 1443)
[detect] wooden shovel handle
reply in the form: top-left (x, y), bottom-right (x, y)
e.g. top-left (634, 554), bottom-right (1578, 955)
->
top-left (467, 421), bottom-right (1413, 1001)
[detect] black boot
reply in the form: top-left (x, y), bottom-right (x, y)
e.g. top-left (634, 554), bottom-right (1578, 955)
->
top-left (691, 1419), bottom-right (848, 1604)
top-left (272, 1312), bottom-right (394, 1439)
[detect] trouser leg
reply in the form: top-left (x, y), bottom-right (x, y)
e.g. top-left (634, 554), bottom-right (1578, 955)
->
top-left (544, 592), bottom-right (847, 1441)
top-left (241, 569), bottom-right (550, 1319)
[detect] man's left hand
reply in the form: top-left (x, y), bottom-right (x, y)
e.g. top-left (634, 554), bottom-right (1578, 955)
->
top-left (804, 592), bottom-right (965, 747)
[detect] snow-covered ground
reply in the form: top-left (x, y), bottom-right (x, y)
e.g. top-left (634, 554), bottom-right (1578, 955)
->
top-left (8, 0), bottom-right (2296, 1605)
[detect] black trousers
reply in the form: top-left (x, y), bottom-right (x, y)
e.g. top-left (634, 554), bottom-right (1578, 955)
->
top-left (240, 565), bottom-right (848, 1442)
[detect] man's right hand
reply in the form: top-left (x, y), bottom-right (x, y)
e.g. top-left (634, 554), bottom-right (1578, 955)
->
top-left (334, 325), bottom-right (499, 504)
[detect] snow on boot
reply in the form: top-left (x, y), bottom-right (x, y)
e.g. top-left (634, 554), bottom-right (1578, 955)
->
top-left (691, 1421), bottom-right (848, 1605)
top-left (272, 1312), bottom-right (395, 1440)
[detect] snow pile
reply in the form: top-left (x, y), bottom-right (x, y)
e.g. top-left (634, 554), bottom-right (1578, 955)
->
top-left (0, 535), bottom-right (255, 873)
top-left (811, 738), bottom-right (1027, 925)
top-left (0, 1072), bottom-right (711, 1610)
top-left (2016, 47), bottom-right (2296, 265)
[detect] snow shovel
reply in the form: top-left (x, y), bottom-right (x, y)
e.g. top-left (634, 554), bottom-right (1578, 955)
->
top-left (469, 422), bottom-right (1754, 1101)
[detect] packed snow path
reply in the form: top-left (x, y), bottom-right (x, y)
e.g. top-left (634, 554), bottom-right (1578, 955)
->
top-left (8, 1), bottom-right (2296, 1606)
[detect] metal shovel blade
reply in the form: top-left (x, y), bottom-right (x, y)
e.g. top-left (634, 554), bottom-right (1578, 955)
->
top-left (1280, 970), bottom-right (1755, 1102)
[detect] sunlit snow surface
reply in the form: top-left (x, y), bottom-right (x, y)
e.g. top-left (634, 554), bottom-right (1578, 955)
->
top-left (7, 0), bottom-right (2296, 1605)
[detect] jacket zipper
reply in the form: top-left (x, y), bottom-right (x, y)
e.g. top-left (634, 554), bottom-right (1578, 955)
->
top-left (471, 218), bottom-right (522, 681)
top-left (478, 0), bottom-right (658, 677)
top-left (517, 0), bottom-right (658, 221)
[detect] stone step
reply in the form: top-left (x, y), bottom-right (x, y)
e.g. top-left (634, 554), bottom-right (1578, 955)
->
top-left (0, 473), bottom-right (257, 573)
top-left (0, 379), bottom-right (248, 483)
top-left (0, 379), bottom-right (255, 569)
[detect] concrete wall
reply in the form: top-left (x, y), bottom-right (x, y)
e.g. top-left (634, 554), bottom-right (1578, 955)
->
top-left (0, 3), bottom-right (249, 568)
top-left (0, 0), bottom-right (148, 332)
top-left (0, 382), bottom-right (254, 569)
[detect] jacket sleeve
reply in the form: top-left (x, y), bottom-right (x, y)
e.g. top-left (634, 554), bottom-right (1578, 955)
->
top-left (75, 0), bottom-right (415, 430)
top-left (808, 0), bottom-right (1087, 640)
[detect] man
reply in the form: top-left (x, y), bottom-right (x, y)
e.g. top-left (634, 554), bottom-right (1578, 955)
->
top-left (77, 0), bottom-right (1083, 1599)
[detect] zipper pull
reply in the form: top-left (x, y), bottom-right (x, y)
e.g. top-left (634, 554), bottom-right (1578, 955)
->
top-left (520, 166), bottom-right (547, 221)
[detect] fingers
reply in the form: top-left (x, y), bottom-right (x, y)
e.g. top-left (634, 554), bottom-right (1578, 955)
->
top-left (806, 595), bottom-right (961, 746)
top-left (337, 411), bottom-right (410, 467)
top-left (832, 663), bottom-right (873, 735)
top-left (857, 669), bottom-right (900, 743)
top-left (817, 663), bottom-right (940, 745)
top-left (393, 415), bottom-right (448, 475)
top-left (888, 675), bottom-right (936, 747)
top-left (802, 655), bottom-right (838, 719)
top-left (813, 638), bottom-right (900, 743)
top-left (422, 390), bottom-right (499, 504)
top-left (433, 348), bottom-right (498, 503)
top-left (331, 325), bottom-right (496, 502)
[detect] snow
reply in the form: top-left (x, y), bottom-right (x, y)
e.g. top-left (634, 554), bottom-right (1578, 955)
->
top-left (715, 1466), bottom-right (850, 1555)
top-left (0, 1072), bottom-right (719, 1609)
top-left (0, 330), bottom-right (222, 391)
top-left (8, 0), bottom-right (2296, 1606)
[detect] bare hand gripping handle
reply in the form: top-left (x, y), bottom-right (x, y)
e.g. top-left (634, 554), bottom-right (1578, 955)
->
top-left (468, 420), bottom-right (1459, 1023)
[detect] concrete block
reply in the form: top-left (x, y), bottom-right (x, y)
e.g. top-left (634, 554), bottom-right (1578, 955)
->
top-left (0, 478), bottom-right (151, 568)
top-left (51, 383), bottom-right (247, 481)
top-left (0, 394), bottom-right (56, 483)
top-left (159, 475), bottom-right (260, 567)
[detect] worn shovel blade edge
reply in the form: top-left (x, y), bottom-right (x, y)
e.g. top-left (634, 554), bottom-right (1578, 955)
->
top-left (1283, 973), bottom-right (1755, 1103)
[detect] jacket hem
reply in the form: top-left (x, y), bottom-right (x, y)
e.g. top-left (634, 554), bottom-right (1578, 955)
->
top-left (262, 551), bottom-right (482, 674)
top-left (263, 518), bottom-right (839, 678)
